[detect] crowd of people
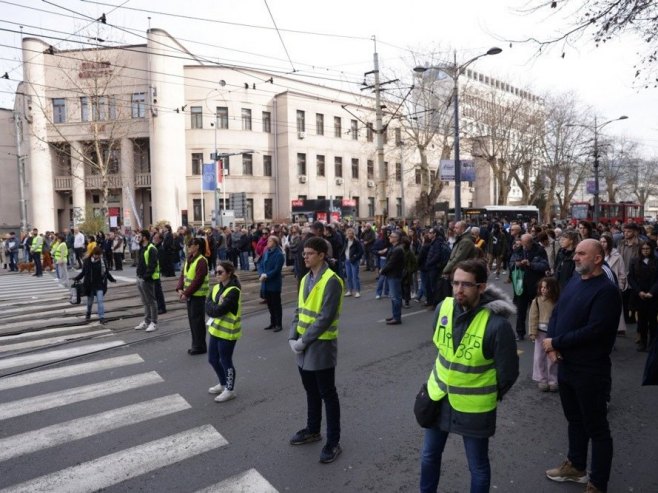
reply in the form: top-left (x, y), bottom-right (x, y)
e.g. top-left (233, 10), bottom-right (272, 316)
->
top-left (3, 214), bottom-right (658, 489)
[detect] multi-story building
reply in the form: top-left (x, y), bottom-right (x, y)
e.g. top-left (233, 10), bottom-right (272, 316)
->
top-left (14, 29), bottom-right (425, 232)
top-left (0, 107), bottom-right (21, 232)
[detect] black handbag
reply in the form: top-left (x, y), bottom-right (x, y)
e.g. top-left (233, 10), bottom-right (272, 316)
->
top-left (414, 383), bottom-right (441, 428)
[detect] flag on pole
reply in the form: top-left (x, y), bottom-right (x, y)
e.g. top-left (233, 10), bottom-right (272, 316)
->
top-left (202, 163), bottom-right (216, 191)
top-left (217, 158), bottom-right (224, 185)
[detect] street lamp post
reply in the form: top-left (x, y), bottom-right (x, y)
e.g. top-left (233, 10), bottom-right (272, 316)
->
top-left (569, 115), bottom-right (628, 223)
top-left (414, 47), bottom-right (502, 221)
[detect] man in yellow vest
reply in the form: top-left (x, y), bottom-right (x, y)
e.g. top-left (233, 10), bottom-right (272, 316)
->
top-left (420, 258), bottom-right (519, 493)
top-left (288, 236), bottom-right (344, 464)
top-left (134, 230), bottom-right (160, 333)
top-left (53, 232), bottom-right (69, 287)
top-left (176, 237), bottom-right (209, 355)
top-left (31, 228), bottom-right (44, 277)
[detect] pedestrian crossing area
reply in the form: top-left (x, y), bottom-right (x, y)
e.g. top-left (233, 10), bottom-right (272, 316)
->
top-left (0, 332), bottom-right (279, 492)
top-left (0, 270), bottom-right (69, 302)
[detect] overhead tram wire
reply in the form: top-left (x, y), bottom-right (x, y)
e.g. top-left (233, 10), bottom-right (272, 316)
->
top-left (263, 0), bottom-right (295, 73)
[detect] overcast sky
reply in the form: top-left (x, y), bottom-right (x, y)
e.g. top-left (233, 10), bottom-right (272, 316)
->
top-left (1, 0), bottom-right (656, 155)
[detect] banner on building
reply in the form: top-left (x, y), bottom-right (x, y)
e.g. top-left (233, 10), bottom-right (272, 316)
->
top-left (586, 180), bottom-right (597, 194)
top-left (202, 163), bottom-right (216, 191)
top-left (439, 159), bottom-right (475, 182)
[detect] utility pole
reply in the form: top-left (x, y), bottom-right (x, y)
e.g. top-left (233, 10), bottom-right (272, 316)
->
top-left (13, 109), bottom-right (28, 233)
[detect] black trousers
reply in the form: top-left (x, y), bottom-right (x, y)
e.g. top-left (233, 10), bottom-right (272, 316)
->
top-left (187, 296), bottom-right (207, 351)
top-left (155, 279), bottom-right (166, 313)
top-left (622, 288), bottom-right (636, 323)
top-left (113, 252), bottom-right (123, 270)
top-left (264, 290), bottom-right (282, 327)
top-left (299, 367), bottom-right (340, 447)
top-left (514, 290), bottom-right (532, 337)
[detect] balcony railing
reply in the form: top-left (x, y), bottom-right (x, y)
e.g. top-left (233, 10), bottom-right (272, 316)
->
top-left (54, 173), bottom-right (151, 190)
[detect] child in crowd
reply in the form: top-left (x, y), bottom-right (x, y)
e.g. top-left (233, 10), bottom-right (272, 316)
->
top-left (529, 276), bottom-right (560, 391)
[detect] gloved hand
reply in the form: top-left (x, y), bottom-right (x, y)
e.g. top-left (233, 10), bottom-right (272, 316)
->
top-left (289, 339), bottom-right (302, 354)
top-left (259, 273), bottom-right (267, 281)
top-left (292, 338), bottom-right (306, 352)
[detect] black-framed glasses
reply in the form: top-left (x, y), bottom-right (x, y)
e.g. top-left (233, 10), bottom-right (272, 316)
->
top-left (216, 269), bottom-right (226, 274)
top-left (451, 281), bottom-right (482, 289)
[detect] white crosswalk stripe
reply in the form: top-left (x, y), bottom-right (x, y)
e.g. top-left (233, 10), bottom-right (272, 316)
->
top-left (0, 425), bottom-right (228, 493)
top-left (0, 394), bottom-right (191, 461)
top-left (0, 371), bottom-right (163, 421)
top-left (0, 342), bottom-right (278, 492)
top-left (0, 271), bottom-right (69, 302)
top-left (0, 354), bottom-right (143, 391)
top-left (0, 329), bottom-right (112, 353)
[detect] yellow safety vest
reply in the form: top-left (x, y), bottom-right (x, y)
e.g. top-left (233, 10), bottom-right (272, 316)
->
top-left (32, 235), bottom-right (44, 254)
top-left (144, 243), bottom-right (160, 280)
top-left (53, 241), bottom-right (68, 262)
top-left (183, 255), bottom-right (209, 296)
top-left (427, 298), bottom-right (498, 413)
top-left (296, 268), bottom-right (344, 340)
top-left (208, 284), bottom-right (242, 340)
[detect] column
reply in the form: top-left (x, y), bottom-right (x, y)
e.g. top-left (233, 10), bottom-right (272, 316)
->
top-left (120, 137), bottom-right (137, 231)
top-left (70, 140), bottom-right (86, 225)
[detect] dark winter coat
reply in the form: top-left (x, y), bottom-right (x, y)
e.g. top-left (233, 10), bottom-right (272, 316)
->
top-left (74, 256), bottom-right (115, 295)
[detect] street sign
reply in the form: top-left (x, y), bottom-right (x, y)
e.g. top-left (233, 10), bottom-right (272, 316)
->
top-left (230, 192), bottom-right (247, 218)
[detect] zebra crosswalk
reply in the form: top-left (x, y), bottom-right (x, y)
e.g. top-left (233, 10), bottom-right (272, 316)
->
top-left (0, 270), bottom-right (70, 302)
top-left (0, 333), bottom-right (279, 492)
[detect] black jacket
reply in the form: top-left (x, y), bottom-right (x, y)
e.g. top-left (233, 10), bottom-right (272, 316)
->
top-left (74, 257), bottom-right (115, 295)
top-left (380, 244), bottom-right (404, 278)
top-left (136, 242), bottom-right (159, 280)
top-left (341, 238), bottom-right (364, 263)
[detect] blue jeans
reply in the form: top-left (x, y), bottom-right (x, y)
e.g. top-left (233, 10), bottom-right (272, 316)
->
top-left (417, 270), bottom-right (428, 301)
top-left (208, 336), bottom-right (237, 390)
top-left (8, 251), bottom-right (18, 271)
top-left (376, 274), bottom-right (388, 297)
top-left (239, 251), bottom-right (250, 271)
top-left (420, 428), bottom-right (490, 493)
top-left (86, 289), bottom-right (105, 319)
top-left (345, 259), bottom-right (360, 292)
top-left (387, 276), bottom-right (402, 321)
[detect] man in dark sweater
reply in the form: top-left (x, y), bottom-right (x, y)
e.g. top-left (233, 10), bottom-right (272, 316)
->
top-left (543, 239), bottom-right (621, 493)
top-left (380, 230), bottom-right (405, 325)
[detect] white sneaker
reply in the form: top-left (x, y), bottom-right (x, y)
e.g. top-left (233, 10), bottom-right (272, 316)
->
top-left (375, 295), bottom-right (381, 300)
top-left (344, 291), bottom-right (352, 297)
top-left (354, 292), bottom-right (361, 298)
top-left (134, 321), bottom-right (148, 330)
top-left (145, 322), bottom-right (157, 332)
top-left (214, 389), bottom-right (236, 402)
top-left (208, 383), bottom-right (225, 394)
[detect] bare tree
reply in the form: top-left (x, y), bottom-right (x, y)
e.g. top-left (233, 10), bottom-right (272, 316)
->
top-left (537, 93), bottom-right (591, 220)
top-left (512, 0), bottom-right (658, 86)
top-left (627, 157), bottom-right (658, 216)
top-left (598, 136), bottom-right (639, 202)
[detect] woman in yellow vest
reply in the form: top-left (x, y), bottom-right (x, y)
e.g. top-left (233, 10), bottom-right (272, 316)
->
top-left (176, 237), bottom-right (210, 355)
top-left (205, 260), bottom-right (242, 403)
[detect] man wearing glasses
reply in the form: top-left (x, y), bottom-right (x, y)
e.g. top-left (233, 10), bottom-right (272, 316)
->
top-left (420, 259), bottom-right (519, 493)
top-left (288, 236), bottom-right (344, 464)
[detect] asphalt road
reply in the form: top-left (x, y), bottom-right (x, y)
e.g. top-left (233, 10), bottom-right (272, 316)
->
top-left (0, 266), bottom-right (657, 492)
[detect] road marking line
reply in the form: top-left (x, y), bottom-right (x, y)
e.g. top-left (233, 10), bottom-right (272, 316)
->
top-left (0, 325), bottom-right (94, 341)
top-left (0, 371), bottom-right (163, 421)
top-left (196, 468), bottom-right (279, 493)
top-left (0, 425), bottom-right (227, 493)
top-left (0, 394), bottom-right (191, 461)
top-left (0, 330), bottom-right (111, 353)
top-left (0, 354), bottom-right (144, 391)
top-left (378, 309), bottom-right (429, 323)
top-left (0, 341), bottom-right (124, 371)
top-left (109, 275), bottom-right (135, 283)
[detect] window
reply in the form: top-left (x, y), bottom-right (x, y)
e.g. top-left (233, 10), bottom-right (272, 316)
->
top-left (351, 158), bottom-right (359, 179)
top-left (80, 97), bottom-right (90, 122)
top-left (262, 111), bottom-right (271, 133)
top-left (246, 198), bottom-right (254, 221)
top-left (334, 117), bottom-right (341, 138)
top-left (316, 113), bottom-right (324, 135)
top-left (131, 92), bottom-right (146, 118)
top-left (242, 153), bottom-right (253, 175)
top-left (191, 153), bottom-right (203, 175)
top-left (52, 98), bottom-right (66, 123)
top-left (382, 126), bottom-right (388, 144)
top-left (241, 108), bottom-right (252, 130)
top-left (396, 198), bottom-right (402, 217)
top-left (193, 199), bottom-right (203, 222)
top-left (368, 197), bottom-right (375, 217)
top-left (297, 153), bottom-right (307, 175)
top-left (384, 161), bottom-right (389, 179)
top-left (263, 155), bottom-right (272, 176)
top-left (108, 96), bottom-right (117, 120)
top-left (220, 156), bottom-right (230, 175)
top-left (352, 196), bottom-right (359, 216)
top-left (395, 127), bottom-right (402, 146)
top-left (334, 157), bottom-right (343, 178)
top-left (351, 119), bottom-right (358, 140)
top-left (264, 198), bottom-right (273, 220)
top-left (367, 160), bottom-right (374, 179)
top-left (395, 162), bottom-right (401, 181)
top-left (93, 96), bottom-right (108, 121)
top-left (297, 110), bottom-right (305, 133)
top-left (191, 106), bottom-right (203, 129)
top-left (52, 143), bottom-right (71, 174)
top-left (415, 167), bottom-right (422, 185)
top-left (316, 155), bottom-right (325, 177)
top-left (366, 123), bottom-right (374, 142)
top-left (133, 139), bottom-right (150, 173)
top-left (216, 107), bottom-right (228, 129)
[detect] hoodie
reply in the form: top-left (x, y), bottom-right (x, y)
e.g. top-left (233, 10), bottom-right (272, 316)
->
top-left (430, 284), bottom-right (519, 438)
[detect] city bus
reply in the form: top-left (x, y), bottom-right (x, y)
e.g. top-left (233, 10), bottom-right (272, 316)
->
top-left (449, 205), bottom-right (541, 225)
top-left (570, 201), bottom-right (643, 225)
